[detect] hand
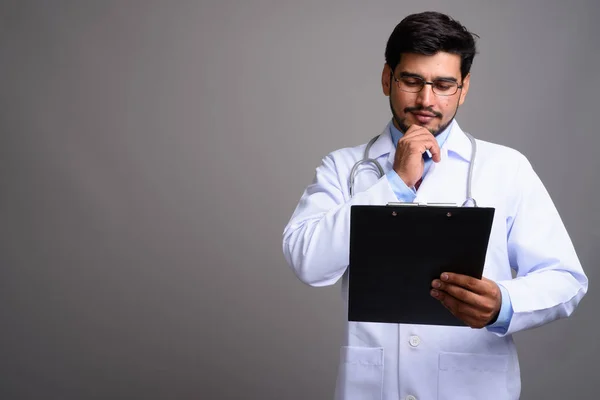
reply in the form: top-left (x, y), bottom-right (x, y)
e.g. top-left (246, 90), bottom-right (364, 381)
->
top-left (430, 273), bottom-right (502, 329)
top-left (392, 124), bottom-right (441, 188)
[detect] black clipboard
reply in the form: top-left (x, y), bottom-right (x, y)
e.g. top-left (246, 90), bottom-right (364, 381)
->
top-left (348, 204), bottom-right (495, 326)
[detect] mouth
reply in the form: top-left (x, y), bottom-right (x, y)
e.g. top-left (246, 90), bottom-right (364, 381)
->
top-left (411, 111), bottom-right (438, 124)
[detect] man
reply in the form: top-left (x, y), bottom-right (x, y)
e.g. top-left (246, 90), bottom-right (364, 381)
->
top-left (282, 11), bottom-right (587, 400)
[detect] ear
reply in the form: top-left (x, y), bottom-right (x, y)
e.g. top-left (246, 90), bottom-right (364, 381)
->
top-left (382, 64), bottom-right (392, 96)
top-left (458, 73), bottom-right (470, 106)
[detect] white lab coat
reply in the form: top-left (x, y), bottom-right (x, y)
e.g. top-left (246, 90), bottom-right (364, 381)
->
top-left (282, 120), bottom-right (588, 400)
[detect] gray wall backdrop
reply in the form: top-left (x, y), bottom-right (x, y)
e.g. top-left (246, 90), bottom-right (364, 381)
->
top-left (1, 0), bottom-right (598, 399)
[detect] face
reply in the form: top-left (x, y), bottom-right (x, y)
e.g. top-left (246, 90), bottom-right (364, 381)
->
top-left (381, 52), bottom-right (470, 136)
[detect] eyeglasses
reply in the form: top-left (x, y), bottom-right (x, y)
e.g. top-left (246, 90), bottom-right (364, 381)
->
top-left (393, 75), bottom-right (463, 96)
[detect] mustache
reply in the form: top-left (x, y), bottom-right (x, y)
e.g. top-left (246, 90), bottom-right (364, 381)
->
top-left (404, 106), bottom-right (443, 119)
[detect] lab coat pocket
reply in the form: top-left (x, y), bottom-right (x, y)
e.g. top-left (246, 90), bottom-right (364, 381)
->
top-left (438, 352), bottom-right (510, 400)
top-left (334, 346), bottom-right (384, 400)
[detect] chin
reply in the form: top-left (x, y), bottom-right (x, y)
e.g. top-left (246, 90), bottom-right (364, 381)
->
top-left (399, 116), bottom-right (443, 135)
top-left (421, 123), bottom-right (440, 135)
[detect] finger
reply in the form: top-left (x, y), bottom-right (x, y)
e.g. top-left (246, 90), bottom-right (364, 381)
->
top-left (481, 277), bottom-right (497, 285)
top-left (401, 137), bottom-right (440, 157)
top-left (402, 124), bottom-right (434, 138)
top-left (406, 133), bottom-right (439, 144)
top-left (433, 280), bottom-right (495, 311)
top-left (428, 142), bottom-right (442, 163)
top-left (402, 124), bottom-right (421, 135)
top-left (402, 126), bottom-right (434, 139)
top-left (401, 131), bottom-right (441, 157)
top-left (432, 291), bottom-right (489, 328)
top-left (419, 138), bottom-right (441, 161)
top-left (440, 272), bottom-right (488, 295)
top-left (433, 280), bottom-right (478, 304)
top-left (433, 290), bottom-right (481, 319)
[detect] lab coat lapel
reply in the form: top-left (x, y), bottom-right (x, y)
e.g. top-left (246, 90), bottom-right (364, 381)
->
top-left (367, 121), bottom-right (396, 166)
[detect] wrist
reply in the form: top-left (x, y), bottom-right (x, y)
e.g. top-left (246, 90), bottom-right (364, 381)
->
top-left (395, 169), bottom-right (415, 188)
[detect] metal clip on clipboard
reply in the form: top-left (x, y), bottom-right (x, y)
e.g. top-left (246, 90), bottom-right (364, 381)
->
top-left (386, 202), bottom-right (459, 207)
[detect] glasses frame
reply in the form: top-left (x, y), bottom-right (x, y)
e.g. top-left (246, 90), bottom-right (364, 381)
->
top-left (392, 74), bottom-right (464, 96)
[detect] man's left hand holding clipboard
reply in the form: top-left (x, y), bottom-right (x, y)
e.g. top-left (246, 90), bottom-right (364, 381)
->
top-left (430, 272), bottom-right (502, 328)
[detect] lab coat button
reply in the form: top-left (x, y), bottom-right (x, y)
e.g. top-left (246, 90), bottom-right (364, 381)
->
top-left (406, 395), bottom-right (417, 400)
top-left (409, 335), bottom-right (421, 347)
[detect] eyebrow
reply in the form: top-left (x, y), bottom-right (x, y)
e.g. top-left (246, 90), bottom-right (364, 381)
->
top-left (399, 72), bottom-right (459, 83)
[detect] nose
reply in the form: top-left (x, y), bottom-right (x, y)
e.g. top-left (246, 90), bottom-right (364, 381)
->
top-left (416, 83), bottom-right (435, 107)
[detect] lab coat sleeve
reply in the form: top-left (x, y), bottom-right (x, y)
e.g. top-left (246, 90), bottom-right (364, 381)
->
top-left (494, 156), bottom-right (588, 336)
top-left (282, 154), bottom-right (398, 286)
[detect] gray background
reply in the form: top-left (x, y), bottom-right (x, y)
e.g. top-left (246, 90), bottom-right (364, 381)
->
top-left (1, 0), bottom-right (598, 399)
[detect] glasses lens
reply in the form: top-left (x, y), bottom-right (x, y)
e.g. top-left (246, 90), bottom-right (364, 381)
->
top-left (398, 77), bottom-right (424, 93)
top-left (432, 80), bottom-right (458, 96)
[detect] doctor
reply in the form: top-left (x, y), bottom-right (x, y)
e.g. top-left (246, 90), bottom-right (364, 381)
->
top-left (282, 11), bottom-right (588, 400)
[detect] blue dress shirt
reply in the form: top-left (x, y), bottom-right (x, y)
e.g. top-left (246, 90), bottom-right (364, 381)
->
top-left (384, 120), bottom-right (513, 333)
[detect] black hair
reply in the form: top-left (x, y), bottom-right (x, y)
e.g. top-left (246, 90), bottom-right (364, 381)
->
top-left (385, 11), bottom-right (478, 79)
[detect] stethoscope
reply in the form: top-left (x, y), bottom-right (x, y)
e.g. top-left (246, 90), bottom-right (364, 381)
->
top-left (349, 127), bottom-right (478, 207)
